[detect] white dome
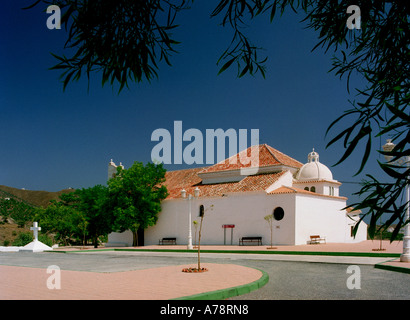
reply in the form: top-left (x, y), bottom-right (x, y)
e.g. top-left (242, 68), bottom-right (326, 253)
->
top-left (296, 149), bottom-right (334, 181)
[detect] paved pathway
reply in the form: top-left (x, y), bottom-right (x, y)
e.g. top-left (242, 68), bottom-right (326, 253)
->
top-left (0, 263), bottom-right (262, 300)
top-left (0, 240), bottom-right (408, 300)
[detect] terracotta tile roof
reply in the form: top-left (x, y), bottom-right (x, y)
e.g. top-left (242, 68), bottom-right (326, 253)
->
top-left (346, 206), bottom-right (362, 214)
top-left (162, 144), bottom-right (304, 200)
top-left (164, 169), bottom-right (286, 200)
top-left (268, 186), bottom-right (312, 195)
top-left (293, 179), bottom-right (341, 185)
top-left (264, 144), bottom-right (304, 168)
top-left (199, 144), bottom-right (303, 174)
top-left (268, 186), bottom-right (347, 199)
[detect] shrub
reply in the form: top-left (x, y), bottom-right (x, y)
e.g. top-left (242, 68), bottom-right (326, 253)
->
top-left (39, 234), bottom-right (53, 247)
top-left (12, 232), bottom-right (33, 246)
top-left (12, 232), bottom-right (54, 247)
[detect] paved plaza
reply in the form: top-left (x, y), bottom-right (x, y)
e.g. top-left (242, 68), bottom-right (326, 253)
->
top-left (0, 240), bottom-right (409, 300)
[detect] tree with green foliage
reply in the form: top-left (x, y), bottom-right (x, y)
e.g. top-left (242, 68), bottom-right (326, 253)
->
top-left (0, 198), bottom-right (13, 224)
top-left (12, 231), bottom-right (53, 247)
top-left (76, 185), bottom-right (112, 247)
top-left (25, 1), bottom-right (409, 239)
top-left (59, 185), bottom-right (113, 247)
top-left (12, 232), bottom-right (34, 246)
top-left (35, 200), bottom-right (85, 246)
top-left (10, 200), bottom-right (35, 228)
top-left (0, 198), bottom-right (35, 227)
top-left (108, 162), bottom-right (168, 246)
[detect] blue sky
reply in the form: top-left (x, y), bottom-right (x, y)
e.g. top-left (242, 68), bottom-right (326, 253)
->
top-left (0, 2), bottom-right (389, 207)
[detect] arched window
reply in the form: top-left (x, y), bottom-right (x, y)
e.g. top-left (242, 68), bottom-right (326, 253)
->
top-left (304, 187), bottom-right (309, 191)
top-left (310, 186), bottom-right (316, 193)
top-left (273, 207), bottom-right (285, 221)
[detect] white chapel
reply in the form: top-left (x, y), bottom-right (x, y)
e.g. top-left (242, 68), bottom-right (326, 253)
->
top-left (107, 144), bottom-right (367, 246)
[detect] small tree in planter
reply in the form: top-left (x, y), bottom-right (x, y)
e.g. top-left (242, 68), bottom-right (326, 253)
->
top-left (193, 220), bottom-right (198, 248)
top-left (264, 213), bottom-right (276, 249)
top-left (182, 204), bottom-right (213, 273)
top-left (196, 205), bottom-right (206, 270)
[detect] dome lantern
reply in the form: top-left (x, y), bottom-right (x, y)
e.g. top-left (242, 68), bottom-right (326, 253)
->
top-left (296, 149), bottom-right (334, 181)
top-left (307, 148), bottom-right (319, 163)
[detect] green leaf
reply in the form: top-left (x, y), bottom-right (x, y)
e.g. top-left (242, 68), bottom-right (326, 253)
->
top-left (386, 102), bottom-right (410, 122)
top-left (63, 70), bottom-right (76, 91)
top-left (378, 161), bottom-right (405, 180)
top-left (355, 132), bottom-right (372, 176)
top-left (270, 4), bottom-right (276, 22)
top-left (238, 65), bottom-right (249, 78)
top-left (211, 0), bottom-right (230, 17)
top-left (333, 125), bottom-right (371, 170)
top-left (22, 0), bottom-right (41, 10)
top-left (218, 56), bottom-right (236, 75)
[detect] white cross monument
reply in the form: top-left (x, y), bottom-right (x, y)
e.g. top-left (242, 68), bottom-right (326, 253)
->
top-left (30, 222), bottom-right (41, 241)
top-left (21, 221), bottom-right (52, 252)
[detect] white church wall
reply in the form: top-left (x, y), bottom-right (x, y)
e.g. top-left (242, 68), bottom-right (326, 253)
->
top-left (107, 183), bottom-right (366, 247)
top-left (314, 183), bottom-right (325, 194)
top-left (213, 192), bottom-right (295, 246)
top-left (294, 181), bottom-right (340, 197)
top-left (107, 198), bottom-right (194, 247)
top-left (199, 193), bottom-right (267, 245)
top-left (145, 192), bottom-right (268, 245)
top-left (109, 191), bottom-right (367, 247)
top-left (344, 213), bottom-right (368, 243)
top-left (144, 191), bottom-right (297, 246)
top-left (322, 184), bottom-right (340, 197)
top-left (108, 164), bottom-right (117, 181)
top-left (265, 171), bottom-right (293, 193)
top-left (106, 230), bottom-right (133, 247)
top-left (144, 198), bottom-right (187, 245)
top-left (265, 193), bottom-right (296, 245)
top-left (294, 194), bottom-right (349, 245)
top-left (356, 221), bottom-right (368, 242)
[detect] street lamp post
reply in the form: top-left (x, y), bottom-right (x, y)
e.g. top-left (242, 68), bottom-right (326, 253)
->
top-left (181, 187), bottom-right (200, 250)
top-left (383, 139), bottom-right (410, 262)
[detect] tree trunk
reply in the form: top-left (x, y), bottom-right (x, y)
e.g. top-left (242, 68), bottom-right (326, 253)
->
top-left (93, 235), bottom-right (98, 248)
top-left (132, 230), bottom-right (138, 247)
top-left (197, 216), bottom-right (204, 270)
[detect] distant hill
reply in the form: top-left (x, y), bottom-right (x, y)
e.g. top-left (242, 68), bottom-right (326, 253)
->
top-left (0, 185), bottom-right (75, 208)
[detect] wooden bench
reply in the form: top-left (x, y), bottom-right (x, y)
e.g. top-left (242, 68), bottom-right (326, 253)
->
top-left (159, 237), bottom-right (177, 245)
top-left (239, 236), bottom-right (263, 246)
top-left (309, 235), bottom-right (326, 244)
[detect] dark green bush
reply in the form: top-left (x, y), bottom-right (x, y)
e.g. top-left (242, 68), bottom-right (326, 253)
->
top-left (12, 232), bottom-right (33, 246)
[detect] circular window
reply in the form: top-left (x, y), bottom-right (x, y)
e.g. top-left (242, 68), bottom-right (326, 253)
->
top-left (273, 207), bottom-right (285, 221)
